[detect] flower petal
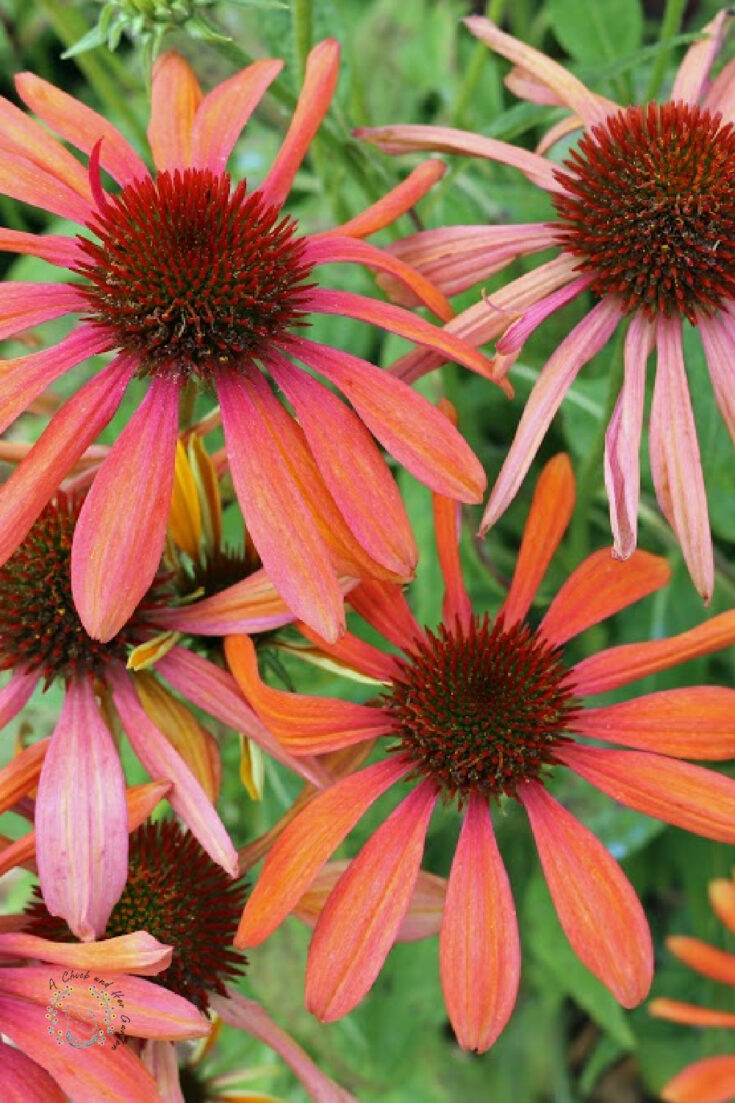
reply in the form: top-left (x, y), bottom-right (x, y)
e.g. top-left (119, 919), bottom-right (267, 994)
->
top-left (110, 668), bottom-right (238, 878)
top-left (539, 549), bottom-right (671, 647)
top-left (191, 58), bottom-right (283, 174)
top-left (659, 1055), bottom-right (735, 1103)
top-left (710, 878), bottom-right (735, 937)
top-left (665, 935), bottom-right (735, 985)
top-left (433, 490), bottom-right (472, 630)
top-left (72, 374), bottom-right (179, 642)
top-left (0, 931), bottom-right (170, 974)
top-left (671, 9), bottom-right (731, 104)
top-left (306, 781), bottom-right (437, 1020)
top-left (0, 737), bottom-right (48, 814)
top-left (698, 308), bottom-right (735, 447)
top-left (348, 578), bottom-right (423, 650)
top-left (557, 744), bottom-right (735, 843)
top-left (440, 794), bottom-right (520, 1052)
top-left (500, 453), bottom-right (575, 627)
top-left (0, 1040), bottom-right (66, 1103)
top-left (224, 634), bottom-right (391, 754)
top-left (573, 687), bottom-right (735, 758)
top-left (235, 756), bottom-right (412, 948)
top-left (321, 160), bottom-right (446, 239)
top-left (35, 678), bottom-right (128, 941)
top-left (155, 569), bottom-right (295, 636)
top-left (0, 282), bottom-right (87, 342)
top-left (149, 52), bottom-right (202, 170)
top-left (481, 298), bottom-right (622, 533)
top-left (0, 227), bottom-right (81, 267)
top-left (0, 667), bottom-right (38, 732)
top-left (650, 998), bottom-right (735, 1030)
top-left (258, 40), bottom-right (339, 211)
top-left (520, 781), bottom-right (652, 1006)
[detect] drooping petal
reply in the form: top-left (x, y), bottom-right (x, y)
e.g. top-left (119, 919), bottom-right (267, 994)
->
top-left (665, 935), bottom-right (735, 985)
top-left (306, 781), bottom-right (437, 1020)
top-left (0, 668), bottom-right (39, 733)
top-left (556, 744), bottom-right (735, 843)
top-left (440, 794), bottom-right (520, 1052)
top-left (211, 988), bottom-right (357, 1103)
top-left (500, 453), bottom-right (575, 627)
top-left (699, 308), bottom-right (735, 446)
top-left (463, 16), bottom-right (617, 126)
top-left (235, 756), bottom-right (412, 948)
top-left (539, 549), bottom-right (670, 647)
top-left (520, 781), bottom-right (653, 1006)
top-left (267, 352), bottom-right (417, 576)
top-left (0, 995), bottom-right (161, 1103)
top-left (15, 72), bottom-right (149, 186)
top-left (35, 678), bottom-right (128, 941)
top-left (0, 353), bottom-right (135, 572)
top-left (0, 930), bottom-right (170, 974)
top-left (671, 9), bottom-right (731, 105)
top-left (190, 58), bottom-right (283, 174)
top-left (605, 313), bottom-right (653, 558)
top-left (302, 234), bottom-right (454, 321)
top-left (258, 39), bottom-right (340, 211)
top-left (494, 274), bottom-right (593, 379)
top-left (650, 317), bottom-right (713, 600)
top-left (154, 569), bottom-right (295, 636)
top-left (110, 668), bottom-right (238, 877)
top-left (320, 160), bottom-right (446, 239)
top-left (481, 298), bottom-right (623, 533)
top-left (0, 737), bottom-right (48, 814)
top-left (289, 336), bottom-right (486, 502)
top-left (217, 366), bottom-right (344, 643)
top-left (573, 687), bottom-right (735, 758)
top-left (224, 634), bottom-right (392, 754)
top-left (148, 52), bottom-right (202, 171)
top-left (658, 1055), bottom-right (735, 1103)
top-left (650, 998), bottom-right (735, 1030)
top-left (571, 610), bottom-right (735, 695)
top-left (71, 374), bottom-right (179, 642)
top-left (0, 1041), bottom-right (65, 1103)
top-left (0, 325), bottom-right (111, 436)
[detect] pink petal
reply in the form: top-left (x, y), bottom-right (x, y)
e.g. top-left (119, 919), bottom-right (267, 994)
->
top-left (704, 55), bottom-right (735, 119)
top-left (556, 744), bottom-right (735, 843)
top-left (539, 548), bottom-right (671, 647)
top-left (0, 325), bottom-right (111, 436)
top-left (605, 314), bottom-right (653, 558)
top-left (156, 647), bottom-right (330, 787)
top-left (698, 308), bottom-right (735, 446)
top-left (0, 667), bottom-right (38, 731)
top-left (235, 756), bottom-right (412, 948)
top-left (0, 1040), bottom-right (65, 1103)
top-left (0, 994), bottom-right (161, 1103)
top-left (15, 72), bottom-right (149, 186)
top-left (347, 578), bottom-right (423, 651)
top-left (320, 160), bottom-right (446, 240)
top-left (148, 53), bottom-right (202, 171)
top-left (212, 988), bottom-right (358, 1103)
top-left (0, 92), bottom-right (93, 201)
top-left (0, 147), bottom-right (92, 221)
top-left (110, 667), bottom-right (238, 877)
top-left (0, 282), bottom-right (87, 342)
top-left (289, 335), bottom-right (486, 502)
top-left (258, 40), bottom-right (340, 211)
top-left (217, 365), bottom-right (344, 642)
top-left (494, 274), bottom-right (593, 378)
top-left (140, 1041), bottom-right (184, 1103)
top-left (190, 58), bottom-right (283, 173)
top-left (649, 317), bottom-right (713, 601)
top-left (154, 568), bottom-right (295, 635)
top-left (671, 9), bottom-right (730, 104)
top-left (35, 678), bottom-right (128, 941)
top-left (72, 374), bottom-right (179, 642)
top-left (268, 352), bottom-right (417, 576)
top-left (520, 782), bottom-right (653, 1006)
top-left (0, 930), bottom-right (170, 974)
top-left (0, 227), bottom-right (82, 267)
top-left (0, 353), bottom-right (135, 568)
top-left (481, 298), bottom-right (622, 534)
top-left (440, 794), bottom-right (520, 1052)
top-left (306, 780), bottom-right (437, 1020)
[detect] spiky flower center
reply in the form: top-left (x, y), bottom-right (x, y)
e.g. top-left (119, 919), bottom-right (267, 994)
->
top-left (0, 494), bottom-right (155, 682)
top-left (386, 616), bottom-right (577, 802)
top-left (25, 821), bottom-right (248, 1011)
top-left (552, 102), bottom-right (735, 322)
top-left (74, 167), bottom-right (313, 382)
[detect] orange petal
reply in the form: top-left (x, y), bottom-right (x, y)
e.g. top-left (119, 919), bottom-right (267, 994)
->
top-left (539, 548), bottom-right (671, 647)
top-left (224, 635), bottom-right (391, 754)
top-left (650, 997), bottom-right (735, 1030)
top-left (557, 745), bottom-right (735, 843)
top-left (659, 1055), bottom-right (735, 1103)
top-left (0, 931), bottom-right (171, 975)
top-left (235, 756), bottom-right (411, 948)
top-left (520, 782), bottom-right (652, 1007)
top-left (348, 578), bottom-right (422, 651)
top-left (296, 622), bottom-right (401, 682)
top-left (440, 794), bottom-right (519, 1052)
top-left (321, 160), bottom-right (446, 239)
top-left (305, 781), bottom-right (436, 1020)
top-left (190, 58), bottom-right (283, 174)
top-left (168, 439), bottom-right (201, 558)
top-left (0, 738), bottom-right (48, 814)
top-left (148, 52), bottom-right (202, 170)
top-left (500, 454), bottom-right (574, 627)
top-left (666, 935), bottom-right (735, 985)
top-left (710, 878), bottom-right (735, 937)
top-left (573, 687), bottom-right (735, 758)
top-left (571, 610), bottom-right (735, 695)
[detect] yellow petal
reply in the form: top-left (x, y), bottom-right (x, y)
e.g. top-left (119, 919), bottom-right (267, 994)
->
top-left (169, 439), bottom-right (201, 557)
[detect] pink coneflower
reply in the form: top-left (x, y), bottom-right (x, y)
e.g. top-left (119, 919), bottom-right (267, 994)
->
top-left (0, 488), bottom-right (327, 943)
top-left (0, 39), bottom-right (494, 643)
top-left (356, 12), bottom-right (735, 601)
top-left (228, 446), bottom-right (735, 1052)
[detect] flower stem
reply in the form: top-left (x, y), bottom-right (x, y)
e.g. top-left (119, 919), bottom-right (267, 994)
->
top-left (291, 0), bottom-right (314, 80)
top-left (451, 0), bottom-right (505, 127)
top-left (645, 0), bottom-right (688, 101)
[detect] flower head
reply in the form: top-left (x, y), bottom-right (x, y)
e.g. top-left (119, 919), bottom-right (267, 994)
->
top-left (228, 445), bottom-right (735, 1052)
top-left (0, 40), bottom-right (493, 645)
top-left (356, 12), bottom-right (735, 601)
top-left (651, 870), bottom-right (735, 1102)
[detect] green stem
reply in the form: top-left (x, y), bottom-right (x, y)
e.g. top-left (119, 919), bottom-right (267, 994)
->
top-left (568, 328), bottom-right (626, 568)
top-left (291, 0), bottom-right (313, 80)
top-left (36, 0), bottom-right (147, 147)
top-left (644, 0), bottom-right (688, 101)
top-left (451, 0), bottom-right (505, 128)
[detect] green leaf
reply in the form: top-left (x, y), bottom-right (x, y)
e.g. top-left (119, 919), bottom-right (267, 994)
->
top-left (547, 0), bottom-right (643, 64)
